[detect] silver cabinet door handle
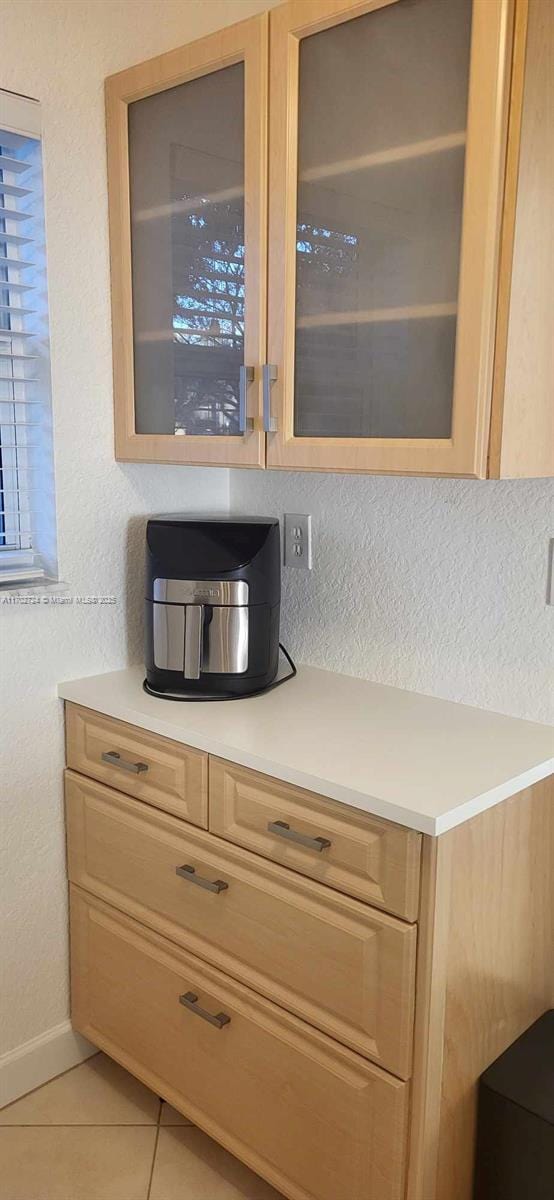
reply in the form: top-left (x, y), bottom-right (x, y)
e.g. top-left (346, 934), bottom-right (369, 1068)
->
top-left (101, 751), bottom-right (148, 774)
top-left (179, 991), bottom-right (230, 1029)
top-left (238, 365), bottom-right (254, 433)
top-left (267, 820), bottom-right (331, 852)
top-left (262, 364), bottom-right (278, 432)
top-left (176, 864), bottom-right (229, 894)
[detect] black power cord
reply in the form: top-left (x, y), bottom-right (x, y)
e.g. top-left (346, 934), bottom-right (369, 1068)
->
top-left (143, 642), bottom-right (297, 703)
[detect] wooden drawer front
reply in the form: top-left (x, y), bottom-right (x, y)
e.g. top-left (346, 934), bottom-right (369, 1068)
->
top-left (66, 773), bottom-right (416, 1079)
top-left (209, 758), bottom-right (421, 920)
top-left (65, 704), bottom-right (207, 827)
top-left (71, 886), bottom-right (408, 1200)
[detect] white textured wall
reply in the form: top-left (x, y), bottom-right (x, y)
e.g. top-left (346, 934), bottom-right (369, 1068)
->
top-left (0, 0), bottom-right (272, 1059)
top-left (231, 470), bottom-right (554, 724)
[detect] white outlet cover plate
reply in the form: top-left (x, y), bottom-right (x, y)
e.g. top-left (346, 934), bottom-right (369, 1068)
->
top-left (284, 513), bottom-right (312, 569)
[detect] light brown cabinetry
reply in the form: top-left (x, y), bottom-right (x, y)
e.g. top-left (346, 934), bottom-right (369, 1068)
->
top-left (65, 703), bottom-right (207, 825)
top-left (209, 756), bottom-right (421, 919)
top-left (71, 887), bottom-right (409, 1200)
top-left (107, 0), bottom-right (552, 477)
top-left (65, 771), bottom-right (417, 1077)
top-left (63, 701), bottom-right (553, 1200)
top-left (106, 14), bottom-right (268, 467)
top-left (406, 781), bottom-right (553, 1200)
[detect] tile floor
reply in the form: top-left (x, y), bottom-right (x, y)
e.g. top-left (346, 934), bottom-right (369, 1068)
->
top-left (0, 1052), bottom-right (284, 1200)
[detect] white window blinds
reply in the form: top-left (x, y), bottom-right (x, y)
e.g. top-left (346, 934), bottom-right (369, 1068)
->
top-left (0, 90), bottom-right (57, 586)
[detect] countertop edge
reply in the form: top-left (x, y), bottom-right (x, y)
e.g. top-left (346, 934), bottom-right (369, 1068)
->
top-left (431, 759), bottom-right (554, 835)
top-left (56, 679), bottom-right (554, 838)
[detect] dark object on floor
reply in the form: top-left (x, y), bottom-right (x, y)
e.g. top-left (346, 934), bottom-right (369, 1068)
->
top-left (473, 1009), bottom-right (554, 1199)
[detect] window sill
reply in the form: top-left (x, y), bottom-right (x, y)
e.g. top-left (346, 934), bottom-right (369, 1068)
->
top-left (0, 575), bottom-right (67, 598)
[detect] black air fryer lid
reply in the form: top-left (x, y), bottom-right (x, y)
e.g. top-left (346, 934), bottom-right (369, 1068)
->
top-left (146, 514), bottom-right (280, 605)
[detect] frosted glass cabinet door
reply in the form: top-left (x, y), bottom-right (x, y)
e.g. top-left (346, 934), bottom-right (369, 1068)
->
top-left (106, 16), bottom-right (267, 466)
top-left (267, 0), bottom-right (514, 476)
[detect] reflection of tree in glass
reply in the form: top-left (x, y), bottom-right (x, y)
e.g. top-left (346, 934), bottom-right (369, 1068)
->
top-left (169, 199), bottom-right (359, 436)
top-left (296, 219), bottom-right (358, 309)
top-left (295, 218), bottom-right (361, 435)
top-left (171, 202), bottom-right (244, 435)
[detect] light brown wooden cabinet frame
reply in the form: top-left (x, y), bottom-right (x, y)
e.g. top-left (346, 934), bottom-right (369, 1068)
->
top-left (106, 0), bottom-right (552, 477)
top-left (407, 777), bottom-right (553, 1200)
top-left (64, 700), bottom-right (554, 1200)
top-left (106, 14), bottom-right (268, 468)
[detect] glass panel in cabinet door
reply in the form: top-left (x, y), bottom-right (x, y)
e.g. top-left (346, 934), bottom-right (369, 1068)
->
top-left (294, 0), bottom-right (472, 440)
top-left (128, 63), bottom-right (245, 436)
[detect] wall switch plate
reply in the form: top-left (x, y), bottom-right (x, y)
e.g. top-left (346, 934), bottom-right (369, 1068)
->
top-left (284, 513), bottom-right (312, 569)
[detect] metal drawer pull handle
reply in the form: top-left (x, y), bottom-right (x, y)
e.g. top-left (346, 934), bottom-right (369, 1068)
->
top-left (101, 751), bottom-right (148, 774)
top-left (179, 991), bottom-right (230, 1029)
top-left (176, 864), bottom-right (229, 894)
top-left (267, 820), bottom-right (331, 852)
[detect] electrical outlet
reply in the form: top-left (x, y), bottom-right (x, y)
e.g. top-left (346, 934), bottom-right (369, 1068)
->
top-left (284, 513), bottom-right (312, 569)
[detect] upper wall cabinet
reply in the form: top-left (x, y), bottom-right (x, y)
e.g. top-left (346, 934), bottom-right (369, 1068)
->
top-left (106, 0), bottom-right (553, 477)
top-left (268, 0), bottom-right (503, 476)
top-left (106, 15), bottom-right (268, 467)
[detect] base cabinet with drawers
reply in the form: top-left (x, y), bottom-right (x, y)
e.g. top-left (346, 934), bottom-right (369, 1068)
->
top-left (63, 702), bottom-right (553, 1200)
top-left (65, 772), bottom-right (416, 1077)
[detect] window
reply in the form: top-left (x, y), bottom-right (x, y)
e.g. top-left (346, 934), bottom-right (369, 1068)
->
top-left (0, 89), bottom-right (57, 587)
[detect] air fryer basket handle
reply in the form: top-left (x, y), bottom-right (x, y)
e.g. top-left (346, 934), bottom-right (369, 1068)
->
top-left (184, 605), bottom-right (204, 680)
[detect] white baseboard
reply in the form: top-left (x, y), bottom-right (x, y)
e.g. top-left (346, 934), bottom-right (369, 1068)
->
top-left (0, 1020), bottom-right (97, 1109)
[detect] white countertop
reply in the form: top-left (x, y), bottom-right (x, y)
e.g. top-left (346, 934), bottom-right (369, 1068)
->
top-left (57, 665), bottom-right (553, 836)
